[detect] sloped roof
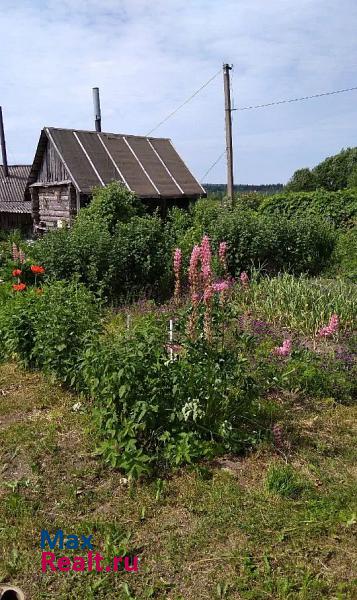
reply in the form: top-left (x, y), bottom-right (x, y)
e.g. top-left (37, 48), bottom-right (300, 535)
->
top-left (0, 165), bottom-right (32, 213)
top-left (28, 128), bottom-right (206, 199)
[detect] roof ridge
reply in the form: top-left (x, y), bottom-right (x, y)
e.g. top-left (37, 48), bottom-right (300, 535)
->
top-left (45, 127), bottom-right (171, 141)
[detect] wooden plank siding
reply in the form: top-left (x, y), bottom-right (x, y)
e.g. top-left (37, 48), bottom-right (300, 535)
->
top-left (38, 141), bottom-right (69, 183)
top-left (0, 212), bottom-right (32, 232)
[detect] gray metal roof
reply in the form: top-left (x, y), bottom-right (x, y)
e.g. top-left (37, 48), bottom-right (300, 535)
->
top-left (0, 165), bottom-right (32, 213)
top-left (29, 128), bottom-right (206, 199)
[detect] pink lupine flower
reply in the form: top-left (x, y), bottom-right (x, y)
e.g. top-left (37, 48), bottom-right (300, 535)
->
top-left (212, 280), bottom-right (231, 293)
top-left (200, 235), bottom-right (212, 282)
top-left (189, 245), bottom-right (201, 294)
top-left (273, 339), bottom-right (292, 357)
top-left (318, 314), bottom-right (339, 337)
top-left (203, 285), bottom-right (214, 303)
top-left (187, 245), bottom-right (201, 340)
top-left (12, 243), bottom-right (19, 262)
top-left (19, 249), bottom-right (26, 264)
top-left (219, 241), bottom-right (228, 273)
top-left (173, 248), bottom-right (182, 274)
top-left (240, 271), bottom-right (249, 288)
top-left (173, 247), bottom-right (182, 301)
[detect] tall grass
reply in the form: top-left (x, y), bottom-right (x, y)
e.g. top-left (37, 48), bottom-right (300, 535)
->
top-left (237, 273), bottom-right (357, 334)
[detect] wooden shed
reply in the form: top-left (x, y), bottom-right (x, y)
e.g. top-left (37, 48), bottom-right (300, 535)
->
top-left (0, 165), bottom-right (32, 232)
top-left (28, 127), bottom-right (206, 230)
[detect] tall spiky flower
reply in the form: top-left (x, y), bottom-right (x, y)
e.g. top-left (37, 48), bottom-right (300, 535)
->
top-left (173, 247), bottom-right (182, 302)
top-left (19, 248), bottom-right (26, 264)
top-left (187, 245), bottom-right (201, 339)
top-left (240, 271), bottom-right (249, 288)
top-left (200, 235), bottom-right (214, 342)
top-left (200, 235), bottom-right (212, 284)
top-left (318, 314), bottom-right (339, 337)
top-left (12, 243), bottom-right (19, 262)
top-left (203, 284), bottom-right (214, 342)
top-left (218, 241), bottom-right (228, 275)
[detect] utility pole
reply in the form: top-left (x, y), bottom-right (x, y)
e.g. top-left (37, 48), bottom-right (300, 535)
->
top-left (0, 106), bottom-right (9, 178)
top-left (223, 64), bottom-right (234, 205)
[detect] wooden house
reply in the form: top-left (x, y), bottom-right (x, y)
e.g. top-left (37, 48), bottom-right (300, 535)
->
top-left (0, 165), bottom-right (32, 232)
top-left (28, 127), bottom-right (206, 230)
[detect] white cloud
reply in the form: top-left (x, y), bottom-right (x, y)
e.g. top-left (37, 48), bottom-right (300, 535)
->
top-left (1, 0), bottom-right (357, 183)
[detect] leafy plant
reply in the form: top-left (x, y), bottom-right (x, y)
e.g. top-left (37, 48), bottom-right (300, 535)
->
top-left (266, 464), bottom-right (307, 498)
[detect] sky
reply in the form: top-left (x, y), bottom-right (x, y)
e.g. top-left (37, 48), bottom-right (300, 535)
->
top-left (1, 0), bottom-right (357, 184)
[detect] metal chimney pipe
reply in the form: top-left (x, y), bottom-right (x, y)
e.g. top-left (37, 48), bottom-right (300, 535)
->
top-left (92, 87), bottom-right (102, 132)
top-left (0, 106), bottom-right (9, 178)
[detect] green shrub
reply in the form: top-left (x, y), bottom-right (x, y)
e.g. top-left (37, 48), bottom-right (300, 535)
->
top-left (32, 185), bottom-right (170, 300)
top-left (259, 189), bottom-right (357, 229)
top-left (80, 317), bottom-right (258, 477)
top-left (325, 226), bottom-right (357, 280)
top-left (110, 215), bottom-right (171, 300)
top-left (80, 181), bottom-right (144, 233)
top-left (212, 210), bottom-right (334, 276)
top-left (169, 201), bottom-right (335, 277)
top-left (0, 290), bottom-right (40, 365)
top-left (1, 282), bottom-right (101, 385)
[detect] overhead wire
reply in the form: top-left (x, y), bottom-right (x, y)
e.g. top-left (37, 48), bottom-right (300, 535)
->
top-left (233, 85), bottom-right (357, 111)
top-left (147, 66), bottom-right (357, 181)
top-left (201, 82), bottom-right (357, 181)
top-left (146, 68), bottom-right (221, 136)
top-left (200, 150), bottom-right (226, 182)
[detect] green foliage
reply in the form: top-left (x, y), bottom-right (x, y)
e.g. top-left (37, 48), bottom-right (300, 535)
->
top-left (287, 147), bottom-right (357, 191)
top-left (0, 282), bottom-right (101, 386)
top-left (30, 228), bottom-right (75, 281)
top-left (168, 200), bottom-right (335, 276)
top-left (32, 184), bottom-right (169, 300)
top-left (235, 273), bottom-right (357, 333)
top-left (266, 464), bottom-right (307, 498)
top-left (347, 166), bottom-right (357, 188)
top-left (286, 168), bottom-right (318, 192)
top-left (254, 347), bottom-right (356, 404)
top-left (326, 226), bottom-right (357, 280)
top-left (259, 188), bottom-right (357, 229)
top-left (80, 317), bottom-right (258, 476)
top-left (80, 181), bottom-right (144, 233)
top-left (214, 210), bottom-right (335, 275)
top-left (110, 215), bottom-right (171, 300)
top-left (313, 147), bottom-right (357, 191)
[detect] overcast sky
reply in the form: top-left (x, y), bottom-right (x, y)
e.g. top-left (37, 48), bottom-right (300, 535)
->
top-left (1, 0), bottom-right (357, 184)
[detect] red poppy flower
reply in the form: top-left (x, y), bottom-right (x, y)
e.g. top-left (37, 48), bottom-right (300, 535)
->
top-left (30, 265), bottom-right (45, 275)
top-left (12, 283), bottom-right (26, 292)
top-left (12, 269), bottom-right (22, 277)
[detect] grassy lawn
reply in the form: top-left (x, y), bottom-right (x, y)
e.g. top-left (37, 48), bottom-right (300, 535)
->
top-left (0, 362), bottom-right (356, 599)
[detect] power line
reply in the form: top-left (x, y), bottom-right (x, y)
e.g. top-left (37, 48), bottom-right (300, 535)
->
top-left (233, 85), bottom-right (357, 111)
top-left (146, 69), bottom-right (221, 136)
top-left (200, 149), bottom-right (226, 182)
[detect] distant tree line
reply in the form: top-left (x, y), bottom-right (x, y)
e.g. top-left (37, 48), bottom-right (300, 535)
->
top-left (204, 183), bottom-right (284, 197)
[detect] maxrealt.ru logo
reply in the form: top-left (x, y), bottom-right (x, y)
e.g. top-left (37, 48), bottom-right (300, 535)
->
top-left (41, 530), bottom-right (138, 573)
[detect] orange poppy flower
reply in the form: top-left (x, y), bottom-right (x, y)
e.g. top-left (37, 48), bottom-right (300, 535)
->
top-left (12, 283), bottom-right (27, 292)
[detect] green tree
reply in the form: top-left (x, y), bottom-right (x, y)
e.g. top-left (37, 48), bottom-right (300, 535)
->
top-left (347, 166), bottom-right (357, 188)
top-left (312, 147), bottom-right (357, 191)
top-left (286, 168), bottom-right (317, 191)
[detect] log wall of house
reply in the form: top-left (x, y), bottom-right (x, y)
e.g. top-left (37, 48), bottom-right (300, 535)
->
top-left (33, 184), bottom-right (77, 229)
